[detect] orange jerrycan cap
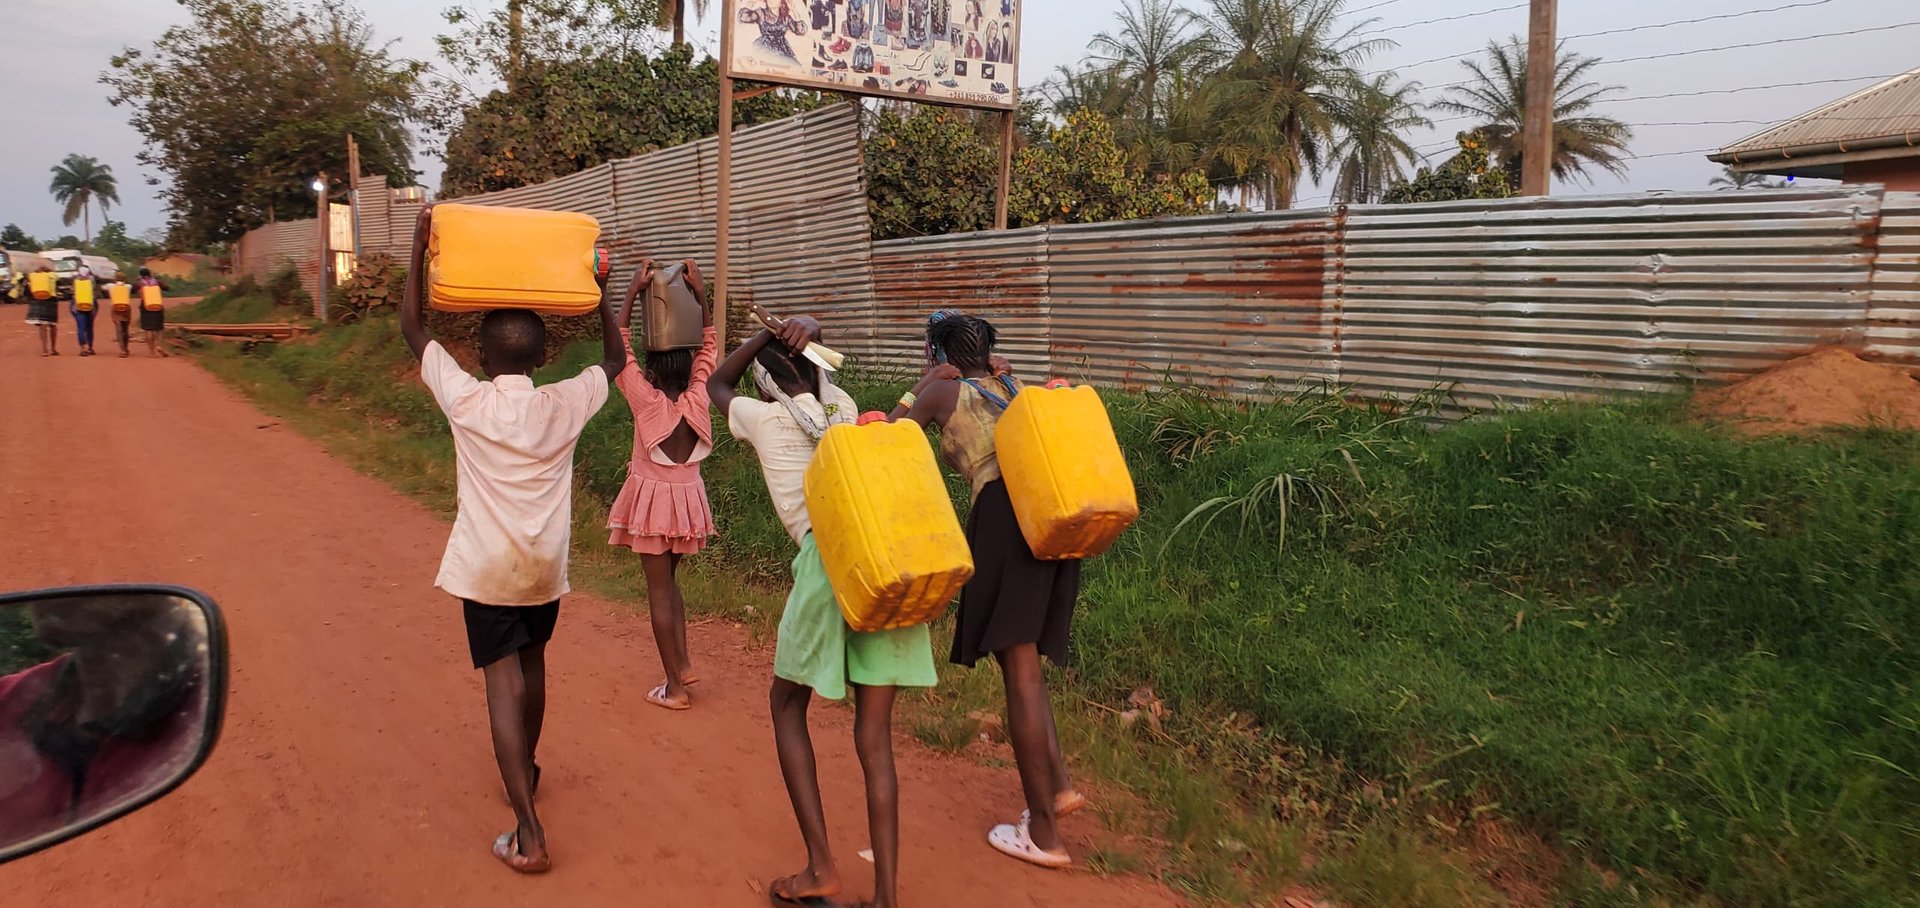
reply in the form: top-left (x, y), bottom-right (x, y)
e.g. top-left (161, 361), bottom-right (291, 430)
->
top-left (593, 247), bottom-right (611, 280)
top-left (1045, 379), bottom-right (1072, 389)
top-left (857, 411), bottom-right (890, 425)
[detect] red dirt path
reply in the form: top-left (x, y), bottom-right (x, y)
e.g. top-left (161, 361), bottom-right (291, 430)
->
top-left (0, 313), bottom-right (1184, 908)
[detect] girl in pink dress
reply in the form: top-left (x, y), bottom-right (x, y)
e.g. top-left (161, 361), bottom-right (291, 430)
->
top-left (611, 259), bottom-right (719, 711)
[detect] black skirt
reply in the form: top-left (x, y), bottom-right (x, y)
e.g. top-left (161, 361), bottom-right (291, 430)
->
top-left (140, 308), bottom-right (165, 332)
top-left (951, 479), bottom-right (1082, 668)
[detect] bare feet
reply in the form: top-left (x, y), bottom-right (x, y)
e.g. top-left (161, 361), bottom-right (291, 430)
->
top-left (770, 866), bottom-right (842, 900)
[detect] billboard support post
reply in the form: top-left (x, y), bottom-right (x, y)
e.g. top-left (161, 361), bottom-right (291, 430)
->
top-left (715, 8), bottom-right (736, 352)
top-left (994, 109), bottom-right (1014, 231)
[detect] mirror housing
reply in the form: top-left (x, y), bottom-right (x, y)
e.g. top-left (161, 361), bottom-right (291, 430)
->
top-left (0, 586), bottom-right (227, 865)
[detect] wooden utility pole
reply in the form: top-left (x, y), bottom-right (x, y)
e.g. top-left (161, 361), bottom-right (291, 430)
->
top-left (1521, 0), bottom-right (1557, 196)
top-left (994, 109), bottom-right (1015, 230)
top-left (346, 135), bottom-right (363, 258)
top-left (715, 4), bottom-right (735, 349)
top-left (315, 170), bottom-right (330, 321)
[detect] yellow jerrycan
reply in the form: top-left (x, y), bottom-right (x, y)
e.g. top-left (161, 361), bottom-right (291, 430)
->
top-left (141, 283), bottom-right (164, 311)
top-left (109, 283), bottom-right (133, 310)
top-left (805, 414), bottom-right (974, 632)
top-left (996, 381), bottom-right (1139, 560)
top-left (427, 203), bottom-right (604, 316)
top-left (73, 278), bottom-right (95, 311)
top-left (29, 271), bottom-right (55, 300)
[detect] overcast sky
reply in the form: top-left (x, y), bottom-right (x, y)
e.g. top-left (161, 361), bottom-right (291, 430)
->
top-left (2, 0), bottom-right (1913, 240)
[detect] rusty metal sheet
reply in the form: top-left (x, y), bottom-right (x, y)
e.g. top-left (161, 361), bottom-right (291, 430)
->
top-left (1046, 212), bottom-right (1342, 394)
top-left (232, 218), bottom-right (325, 316)
top-left (1866, 191), bottom-right (1920, 363)
top-left (870, 227), bottom-right (1050, 371)
top-left (1339, 187), bottom-right (1885, 410)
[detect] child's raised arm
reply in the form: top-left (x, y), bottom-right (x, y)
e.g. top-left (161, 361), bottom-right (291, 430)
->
top-left (400, 206), bottom-right (432, 361)
top-left (595, 281), bottom-right (625, 382)
top-left (709, 315), bottom-right (820, 413)
top-left (618, 259), bottom-right (657, 329)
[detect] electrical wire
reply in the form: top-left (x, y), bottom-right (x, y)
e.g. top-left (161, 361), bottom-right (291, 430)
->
top-left (1346, 0), bottom-right (1413, 17)
top-left (1593, 21), bottom-right (1920, 67)
top-left (1561, 0), bottom-right (1841, 42)
top-left (1356, 3), bottom-right (1526, 37)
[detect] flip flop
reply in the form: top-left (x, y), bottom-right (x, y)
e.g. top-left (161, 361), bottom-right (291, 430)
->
top-left (768, 874), bottom-right (844, 907)
top-left (646, 683), bottom-right (691, 711)
top-left (491, 830), bottom-right (552, 874)
top-left (988, 816), bottom-right (1071, 870)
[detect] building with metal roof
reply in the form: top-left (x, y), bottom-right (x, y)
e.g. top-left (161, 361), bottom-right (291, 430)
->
top-left (1709, 68), bottom-right (1920, 190)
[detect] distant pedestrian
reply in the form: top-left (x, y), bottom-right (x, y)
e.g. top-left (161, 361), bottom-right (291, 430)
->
top-left (135, 269), bottom-right (168, 358)
top-left (70, 264), bottom-right (99, 356)
top-left (24, 267), bottom-right (59, 357)
top-left (109, 277), bottom-right (135, 357)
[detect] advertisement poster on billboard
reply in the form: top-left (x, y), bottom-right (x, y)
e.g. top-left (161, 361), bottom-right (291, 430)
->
top-left (724, 0), bottom-right (1021, 110)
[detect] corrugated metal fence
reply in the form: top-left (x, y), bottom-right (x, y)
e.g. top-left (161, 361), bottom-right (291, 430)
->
top-left (229, 104), bottom-right (873, 328)
top-left (862, 187), bottom-right (1920, 410)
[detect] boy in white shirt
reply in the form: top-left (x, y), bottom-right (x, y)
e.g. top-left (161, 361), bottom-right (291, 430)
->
top-left (400, 207), bottom-right (625, 874)
top-left (709, 315), bottom-right (937, 908)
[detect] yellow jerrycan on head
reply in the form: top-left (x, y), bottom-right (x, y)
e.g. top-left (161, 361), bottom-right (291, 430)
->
top-left (28, 271), bottom-right (55, 300)
top-left (426, 203), bottom-right (605, 316)
top-left (73, 278), bottom-right (95, 312)
top-left (996, 380), bottom-right (1140, 560)
top-left (804, 414), bottom-right (975, 633)
top-left (109, 282), bottom-right (133, 311)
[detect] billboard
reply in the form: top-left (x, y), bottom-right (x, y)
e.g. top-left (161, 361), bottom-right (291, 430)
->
top-left (724, 0), bottom-right (1021, 110)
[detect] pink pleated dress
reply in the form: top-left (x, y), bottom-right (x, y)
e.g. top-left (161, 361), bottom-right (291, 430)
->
top-left (607, 327), bottom-right (719, 555)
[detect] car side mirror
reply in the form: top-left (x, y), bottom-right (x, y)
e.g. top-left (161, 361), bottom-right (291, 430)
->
top-left (0, 586), bottom-right (227, 865)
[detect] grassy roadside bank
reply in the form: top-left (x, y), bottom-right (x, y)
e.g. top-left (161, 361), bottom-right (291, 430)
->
top-left (182, 288), bottom-right (1920, 906)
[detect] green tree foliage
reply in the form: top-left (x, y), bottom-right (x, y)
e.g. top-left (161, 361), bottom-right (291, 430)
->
top-left (92, 220), bottom-right (161, 265)
top-left (866, 107), bottom-right (1212, 240)
top-left (1382, 131), bottom-right (1515, 204)
top-left (48, 155), bottom-right (120, 247)
top-left (1329, 73), bottom-right (1429, 203)
top-left (1, 224), bottom-right (41, 252)
top-left (1434, 36), bottom-right (1634, 186)
top-left (104, 0), bottom-right (424, 246)
top-left (438, 44), bottom-right (823, 197)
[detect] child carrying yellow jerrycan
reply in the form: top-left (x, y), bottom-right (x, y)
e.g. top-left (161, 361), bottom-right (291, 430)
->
top-left (996, 380), bottom-right (1140, 560)
top-left (805, 412), bottom-right (974, 631)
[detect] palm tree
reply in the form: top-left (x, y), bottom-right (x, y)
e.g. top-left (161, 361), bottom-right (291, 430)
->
top-left (1089, 0), bottom-right (1204, 128)
top-left (1192, 0), bottom-right (1391, 209)
top-left (1709, 165), bottom-right (1781, 190)
top-left (657, 0), bottom-right (710, 46)
top-left (1435, 36), bottom-right (1634, 187)
top-left (1330, 73), bottom-right (1430, 203)
top-left (49, 154), bottom-right (120, 248)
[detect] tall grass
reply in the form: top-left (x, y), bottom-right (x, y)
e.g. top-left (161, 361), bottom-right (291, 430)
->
top-left (186, 306), bottom-right (1920, 905)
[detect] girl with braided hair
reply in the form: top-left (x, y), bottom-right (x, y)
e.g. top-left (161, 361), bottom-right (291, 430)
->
top-left (890, 310), bottom-right (1087, 870)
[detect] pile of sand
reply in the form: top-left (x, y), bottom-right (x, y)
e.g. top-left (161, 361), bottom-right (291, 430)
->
top-left (1696, 347), bottom-right (1920, 435)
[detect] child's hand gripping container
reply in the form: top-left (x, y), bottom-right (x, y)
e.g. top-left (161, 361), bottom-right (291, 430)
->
top-left (996, 381), bottom-right (1140, 560)
top-left (109, 283), bottom-right (132, 311)
top-left (73, 279), bottom-right (95, 312)
top-left (427, 203), bottom-right (604, 316)
top-left (805, 414), bottom-right (975, 632)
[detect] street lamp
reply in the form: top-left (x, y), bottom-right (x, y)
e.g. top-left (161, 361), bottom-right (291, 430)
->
top-left (313, 173), bottom-right (330, 319)
top-left (310, 178), bottom-right (327, 194)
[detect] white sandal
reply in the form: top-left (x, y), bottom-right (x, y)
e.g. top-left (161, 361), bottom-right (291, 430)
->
top-left (987, 816), bottom-right (1071, 869)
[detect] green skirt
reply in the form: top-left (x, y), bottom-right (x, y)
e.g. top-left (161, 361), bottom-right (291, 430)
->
top-left (774, 533), bottom-right (939, 700)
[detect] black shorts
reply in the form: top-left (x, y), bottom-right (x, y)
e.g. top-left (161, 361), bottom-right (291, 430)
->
top-left (462, 599), bottom-right (560, 669)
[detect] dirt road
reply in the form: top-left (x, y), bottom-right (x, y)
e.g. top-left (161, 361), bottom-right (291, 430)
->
top-left (0, 315), bottom-right (1183, 908)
